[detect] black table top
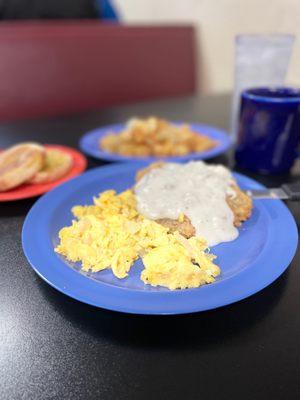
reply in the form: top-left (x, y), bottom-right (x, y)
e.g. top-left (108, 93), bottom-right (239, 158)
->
top-left (1, 94), bottom-right (299, 400)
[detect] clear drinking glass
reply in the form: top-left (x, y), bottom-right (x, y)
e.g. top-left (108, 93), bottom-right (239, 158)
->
top-left (231, 34), bottom-right (295, 143)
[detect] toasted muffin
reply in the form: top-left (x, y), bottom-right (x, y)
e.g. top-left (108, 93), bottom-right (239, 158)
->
top-left (0, 143), bottom-right (45, 192)
top-left (29, 148), bottom-right (72, 184)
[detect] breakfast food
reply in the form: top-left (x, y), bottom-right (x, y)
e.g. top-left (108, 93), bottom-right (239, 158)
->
top-left (55, 189), bottom-right (220, 290)
top-left (0, 143), bottom-right (45, 192)
top-left (100, 117), bottom-right (217, 157)
top-left (29, 148), bottom-right (73, 184)
top-left (135, 162), bottom-right (196, 239)
top-left (55, 161), bottom-right (253, 290)
top-left (134, 161), bottom-right (253, 246)
top-left (0, 142), bottom-right (74, 191)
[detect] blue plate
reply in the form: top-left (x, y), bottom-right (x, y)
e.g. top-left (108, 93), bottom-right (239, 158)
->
top-left (79, 122), bottom-right (232, 162)
top-left (22, 164), bottom-right (298, 315)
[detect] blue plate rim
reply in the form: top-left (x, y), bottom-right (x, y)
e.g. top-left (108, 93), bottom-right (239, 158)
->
top-left (22, 163), bottom-right (298, 315)
top-left (79, 122), bottom-right (232, 163)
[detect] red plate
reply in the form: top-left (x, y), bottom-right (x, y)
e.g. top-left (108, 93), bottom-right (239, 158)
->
top-left (0, 144), bottom-right (87, 202)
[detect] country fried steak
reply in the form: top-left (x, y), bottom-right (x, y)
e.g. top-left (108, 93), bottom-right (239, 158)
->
top-left (135, 162), bottom-right (253, 238)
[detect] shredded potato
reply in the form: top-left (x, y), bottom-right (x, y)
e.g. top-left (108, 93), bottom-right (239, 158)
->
top-left (100, 117), bottom-right (216, 157)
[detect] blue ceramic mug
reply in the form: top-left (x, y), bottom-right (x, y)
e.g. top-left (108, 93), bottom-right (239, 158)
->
top-left (235, 87), bottom-right (300, 174)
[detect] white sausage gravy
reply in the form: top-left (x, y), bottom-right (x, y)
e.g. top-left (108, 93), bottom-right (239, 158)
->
top-left (134, 161), bottom-right (239, 246)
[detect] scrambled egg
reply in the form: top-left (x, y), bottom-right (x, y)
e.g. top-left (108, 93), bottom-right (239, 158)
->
top-left (55, 190), bottom-right (220, 290)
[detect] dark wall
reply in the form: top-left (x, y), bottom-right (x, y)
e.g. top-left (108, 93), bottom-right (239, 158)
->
top-left (0, 0), bottom-right (98, 20)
